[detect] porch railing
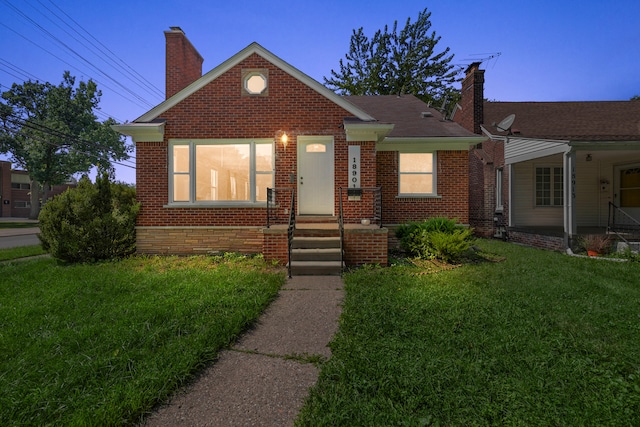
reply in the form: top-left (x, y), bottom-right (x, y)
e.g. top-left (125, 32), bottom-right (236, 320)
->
top-left (266, 187), bottom-right (295, 228)
top-left (338, 186), bottom-right (383, 227)
top-left (338, 189), bottom-right (345, 276)
top-left (607, 202), bottom-right (640, 243)
top-left (286, 190), bottom-right (296, 278)
top-left (266, 187), bottom-right (296, 278)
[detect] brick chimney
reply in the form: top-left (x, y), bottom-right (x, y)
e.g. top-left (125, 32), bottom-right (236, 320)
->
top-left (455, 62), bottom-right (484, 135)
top-left (165, 27), bottom-right (204, 99)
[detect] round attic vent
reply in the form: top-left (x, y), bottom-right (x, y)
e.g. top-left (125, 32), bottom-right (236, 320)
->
top-left (244, 73), bottom-right (267, 95)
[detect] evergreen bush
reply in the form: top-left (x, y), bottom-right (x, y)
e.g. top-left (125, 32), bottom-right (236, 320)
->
top-left (38, 173), bottom-right (139, 262)
top-left (395, 217), bottom-right (474, 262)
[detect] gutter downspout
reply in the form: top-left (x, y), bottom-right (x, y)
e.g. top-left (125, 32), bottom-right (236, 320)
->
top-left (563, 150), bottom-right (577, 248)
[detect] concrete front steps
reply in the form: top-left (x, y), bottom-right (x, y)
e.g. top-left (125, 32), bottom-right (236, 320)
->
top-left (288, 218), bottom-right (344, 275)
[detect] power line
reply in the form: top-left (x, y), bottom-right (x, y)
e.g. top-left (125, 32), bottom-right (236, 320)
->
top-left (1, 0), bottom-right (156, 108)
top-left (40, 0), bottom-right (164, 100)
top-left (0, 21), bottom-right (152, 111)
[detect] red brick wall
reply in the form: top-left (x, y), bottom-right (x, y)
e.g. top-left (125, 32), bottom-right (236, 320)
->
top-left (509, 230), bottom-right (564, 252)
top-left (262, 226), bottom-right (388, 267)
top-left (377, 150), bottom-right (469, 225)
top-left (456, 63), bottom-right (484, 135)
top-left (165, 28), bottom-right (203, 98)
top-left (339, 141), bottom-right (377, 223)
top-left (137, 53), bottom-right (377, 228)
top-left (0, 161), bottom-right (12, 217)
top-left (468, 139), bottom-right (509, 237)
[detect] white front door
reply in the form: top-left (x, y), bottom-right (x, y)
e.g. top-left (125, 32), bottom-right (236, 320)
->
top-left (297, 136), bottom-right (334, 215)
top-left (614, 163), bottom-right (640, 221)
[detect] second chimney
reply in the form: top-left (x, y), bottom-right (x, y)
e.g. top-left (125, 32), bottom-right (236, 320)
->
top-left (165, 27), bottom-right (204, 99)
top-left (455, 62), bottom-right (485, 135)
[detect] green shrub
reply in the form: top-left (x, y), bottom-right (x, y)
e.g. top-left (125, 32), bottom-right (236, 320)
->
top-left (396, 217), bottom-right (474, 262)
top-left (38, 173), bottom-right (140, 263)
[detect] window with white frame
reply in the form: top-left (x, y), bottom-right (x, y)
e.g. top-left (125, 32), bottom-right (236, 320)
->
top-left (535, 166), bottom-right (563, 206)
top-left (170, 139), bottom-right (273, 204)
top-left (398, 152), bottom-right (435, 195)
top-left (495, 168), bottom-right (503, 210)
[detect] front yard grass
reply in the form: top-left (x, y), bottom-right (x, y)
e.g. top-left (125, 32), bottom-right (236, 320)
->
top-left (0, 245), bottom-right (47, 261)
top-left (0, 254), bottom-right (285, 426)
top-left (297, 239), bottom-right (640, 426)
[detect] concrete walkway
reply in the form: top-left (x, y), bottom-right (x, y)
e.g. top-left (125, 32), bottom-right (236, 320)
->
top-left (142, 275), bottom-right (344, 427)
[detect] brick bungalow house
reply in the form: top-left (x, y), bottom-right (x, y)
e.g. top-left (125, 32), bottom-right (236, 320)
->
top-left (114, 27), bottom-right (483, 272)
top-left (456, 63), bottom-right (640, 251)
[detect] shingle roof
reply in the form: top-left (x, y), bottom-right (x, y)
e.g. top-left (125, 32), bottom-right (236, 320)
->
top-left (345, 95), bottom-right (479, 138)
top-left (483, 101), bottom-right (640, 141)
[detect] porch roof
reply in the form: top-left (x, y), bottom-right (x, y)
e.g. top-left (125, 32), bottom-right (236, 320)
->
top-left (483, 101), bottom-right (640, 142)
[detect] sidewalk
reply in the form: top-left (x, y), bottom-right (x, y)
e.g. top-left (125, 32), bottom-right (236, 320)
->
top-left (142, 275), bottom-right (344, 427)
top-left (0, 227), bottom-right (39, 237)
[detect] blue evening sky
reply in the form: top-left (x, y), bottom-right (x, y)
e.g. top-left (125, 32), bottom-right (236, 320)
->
top-left (1, 0), bottom-right (638, 183)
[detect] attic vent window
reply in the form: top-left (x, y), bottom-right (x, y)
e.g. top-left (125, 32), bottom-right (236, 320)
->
top-left (242, 69), bottom-right (269, 96)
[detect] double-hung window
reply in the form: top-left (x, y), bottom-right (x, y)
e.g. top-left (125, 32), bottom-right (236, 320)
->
top-left (535, 166), bottom-right (563, 206)
top-left (170, 139), bottom-right (274, 204)
top-left (398, 152), bottom-right (436, 196)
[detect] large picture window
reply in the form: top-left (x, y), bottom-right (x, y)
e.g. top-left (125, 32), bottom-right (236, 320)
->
top-left (170, 139), bottom-right (273, 204)
top-left (399, 152), bottom-right (435, 195)
top-left (535, 166), bottom-right (563, 206)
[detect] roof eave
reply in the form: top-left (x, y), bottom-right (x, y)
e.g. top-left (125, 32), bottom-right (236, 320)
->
top-left (344, 122), bottom-right (395, 143)
top-left (376, 136), bottom-right (486, 152)
top-left (111, 122), bottom-right (165, 143)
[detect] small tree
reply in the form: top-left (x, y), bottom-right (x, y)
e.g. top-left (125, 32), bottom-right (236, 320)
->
top-left (325, 8), bottom-right (460, 108)
top-left (38, 173), bottom-right (139, 263)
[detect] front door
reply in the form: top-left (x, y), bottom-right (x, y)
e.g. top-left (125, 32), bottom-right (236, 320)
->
top-left (297, 136), bottom-right (334, 215)
top-left (614, 163), bottom-right (640, 222)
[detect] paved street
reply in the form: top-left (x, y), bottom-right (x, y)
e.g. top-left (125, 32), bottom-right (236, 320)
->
top-left (0, 232), bottom-right (40, 249)
top-left (0, 219), bottom-right (40, 249)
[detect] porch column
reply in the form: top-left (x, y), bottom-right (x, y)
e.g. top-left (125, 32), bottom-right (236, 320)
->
top-left (506, 164), bottom-right (513, 227)
top-left (563, 150), bottom-right (577, 245)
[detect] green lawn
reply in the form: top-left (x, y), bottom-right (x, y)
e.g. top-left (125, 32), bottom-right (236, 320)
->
top-left (297, 240), bottom-right (640, 426)
top-left (0, 222), bottom-right (38, 229)
top-left (0, 254), bottom-right (285, 426)
top-left (0, 245), bottom-right (46, 261)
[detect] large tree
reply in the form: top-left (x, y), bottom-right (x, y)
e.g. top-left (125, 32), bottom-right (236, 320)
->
top-left (325, 8), bottom-right (459, 109)
top-left (0, 72), bottom-right (130, 218)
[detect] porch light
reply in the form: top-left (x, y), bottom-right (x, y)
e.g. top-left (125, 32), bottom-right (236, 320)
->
top-left (281, 132), bottom-right (288, 150)
top-left (586, 153), bottom-right (592, 162)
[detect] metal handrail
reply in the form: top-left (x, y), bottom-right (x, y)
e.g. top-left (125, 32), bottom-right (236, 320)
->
top-left (266, 187), bottom-right (295, 228)
top-left (608, 202), bottom-right (640, 243)
top-left (338, 188), bottom-right (345, 275)
top-left (287, 189), bottom-right (296, 278)
top-left (338, 186), bottom-right (383, 226)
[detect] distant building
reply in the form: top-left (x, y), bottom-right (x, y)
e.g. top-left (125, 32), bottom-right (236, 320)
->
top-left (0, 160), bottom-right (77, 217)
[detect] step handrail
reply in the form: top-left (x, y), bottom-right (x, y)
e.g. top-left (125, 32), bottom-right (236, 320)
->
top-left (338, 188), bottom-right (345, 275)
top-left (608, 202), bottom-right (640, 243)
top-left (287, 189), bottom-right (296, 278)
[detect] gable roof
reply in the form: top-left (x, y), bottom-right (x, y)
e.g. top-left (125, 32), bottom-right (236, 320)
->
top-left (135, 42), bottom-right (375, 123)
top-left (346, 95), bottom-right (480, 139)
top-left (483, 101), bottom-right (640, 141)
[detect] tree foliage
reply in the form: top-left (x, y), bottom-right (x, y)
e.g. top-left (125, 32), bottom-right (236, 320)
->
top-left (38, 173), bottom-right (139, 263)
top-left (324, 8), bottom-right (459, 107)
top-left (0, 72), bottom-right (130, 217)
